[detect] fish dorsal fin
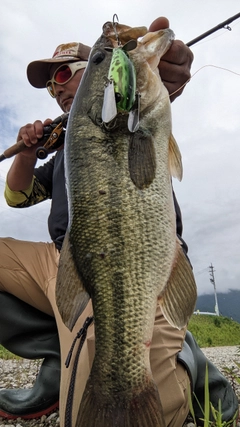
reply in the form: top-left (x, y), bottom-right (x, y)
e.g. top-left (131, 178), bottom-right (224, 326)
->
top-left (56, 231), bottom-right (90, 331)
top-left (169, 133), bottom-right (183, 181)
top-left (158, 240), bottom-right (197, 329)
top-left (128, 128), bottom-right (156, 189)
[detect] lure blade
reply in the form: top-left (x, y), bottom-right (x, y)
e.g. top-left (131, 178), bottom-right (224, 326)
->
top-left (128, 93), bottom-right (140, 133)
top-left (102, 80), bottom-right (117, 123)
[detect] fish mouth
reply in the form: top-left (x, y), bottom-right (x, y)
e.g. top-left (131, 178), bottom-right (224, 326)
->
top-left (137, 28), bottom-right (175, 73)
top-left (153, 28), bottom-right (175, 56)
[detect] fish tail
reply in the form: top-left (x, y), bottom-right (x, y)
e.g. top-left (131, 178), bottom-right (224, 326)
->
top-left (76, 376), bottom-right (166, 427)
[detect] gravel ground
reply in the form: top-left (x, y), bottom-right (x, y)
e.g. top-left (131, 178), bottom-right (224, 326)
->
top-left (0, 346), bottom-right (239, 426)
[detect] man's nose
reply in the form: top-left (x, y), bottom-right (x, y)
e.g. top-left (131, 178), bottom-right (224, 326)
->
top-left (54, 83), bottom-right (65, 97)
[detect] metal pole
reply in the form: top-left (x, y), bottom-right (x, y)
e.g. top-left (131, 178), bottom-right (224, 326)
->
top-left (209, 263), bottom-right (220, 316)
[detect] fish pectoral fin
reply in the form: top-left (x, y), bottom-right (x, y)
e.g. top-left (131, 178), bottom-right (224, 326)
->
top-left (128, 128), bottom-right (156, 189)
top-left (55, 231), bottom-right (90, 331)
top-left (77, 375), bottom-right (166, 427)
top-left (169, 133), bottom-right (183, 181)
top-left (158, 240), bottom-right (197, 330)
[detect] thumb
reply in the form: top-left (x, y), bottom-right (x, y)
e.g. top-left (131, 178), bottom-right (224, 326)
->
top-left (149, 16), bottom-right (169, 32)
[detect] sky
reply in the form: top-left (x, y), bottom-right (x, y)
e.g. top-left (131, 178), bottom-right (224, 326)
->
top-left (0, 0), bottom-right (240, 298)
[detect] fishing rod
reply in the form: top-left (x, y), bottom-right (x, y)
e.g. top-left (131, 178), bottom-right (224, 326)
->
top-left (0, 113), bottom-right (69, 163)
top-left (186, 12), bottom-right (240, 47)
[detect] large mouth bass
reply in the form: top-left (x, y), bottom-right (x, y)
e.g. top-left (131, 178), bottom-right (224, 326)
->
top-left (56, 20), bottom-right (197, 427)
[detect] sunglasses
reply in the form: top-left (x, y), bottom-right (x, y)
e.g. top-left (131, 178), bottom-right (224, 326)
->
top-left (46, 61), bottom-right (87, 98)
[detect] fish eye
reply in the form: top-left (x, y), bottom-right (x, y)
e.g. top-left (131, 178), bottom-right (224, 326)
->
top-left (92, 51), bottom-right (106, 65)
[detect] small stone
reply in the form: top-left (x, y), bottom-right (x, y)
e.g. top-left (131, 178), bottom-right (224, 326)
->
top-left (46, 412), bottom-right (58, 421)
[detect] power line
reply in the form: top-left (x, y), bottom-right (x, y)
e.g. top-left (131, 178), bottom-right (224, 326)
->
top-left (194, 267), bottom-right (209, 276)
top-left (0, 174), bottom-right (51, 226)
top-left (0, 202), bottom-right (50, 225)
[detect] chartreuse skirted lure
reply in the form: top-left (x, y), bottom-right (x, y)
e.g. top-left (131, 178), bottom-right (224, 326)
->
top-left (102, 46), bottom-right (139, 131)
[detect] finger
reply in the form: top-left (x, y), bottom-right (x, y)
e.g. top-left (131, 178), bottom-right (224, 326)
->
top-left (160, 60), bottom-right (191, 102)
top-left (34, 120), bottom-right (45, 139)
top-left (162, 40), bottom-right (194, 66)
top-left (17, 125), bottom-right (36, 146)
top-left (17, 121), bottom-right (44, 146)
top-left (43, 118), bottom-right (53, 126)
top-left (149, 17), bottom-right (169, 32)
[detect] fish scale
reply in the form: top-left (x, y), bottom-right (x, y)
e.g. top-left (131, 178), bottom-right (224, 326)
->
top-left (69, 127), bottom-right (166, 421)
top-left (56, 23), bottom-right (197, 427)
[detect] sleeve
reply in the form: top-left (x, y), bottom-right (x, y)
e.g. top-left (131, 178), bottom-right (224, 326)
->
top-left (4, 155), bottom-right (56, 208)
top-left (4, 175), bottom-right (51, 208)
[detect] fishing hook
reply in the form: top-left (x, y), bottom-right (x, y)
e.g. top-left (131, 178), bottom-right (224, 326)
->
top-left (112, 13), bottom-right (120, 45)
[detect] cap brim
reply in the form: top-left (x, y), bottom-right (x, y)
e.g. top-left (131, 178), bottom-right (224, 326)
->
top-left (27, 42), bottom-right (91, 88)
top-left (27, 57), bottom-right (79, 88)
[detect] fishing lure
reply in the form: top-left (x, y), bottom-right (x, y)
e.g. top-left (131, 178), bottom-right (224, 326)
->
top-left (102, 47), bottom-right (137, 125)
top-left (102, 14), bottom-right (139, 132)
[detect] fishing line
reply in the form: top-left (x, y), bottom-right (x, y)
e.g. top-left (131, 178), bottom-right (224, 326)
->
top-left (167, 13), bottom-right (240, 98)
top-left (0, 173), bottom-right (50, 227)
top-left (0, 202), bottom-right (49, 225)
top-left (169, 64), bottom-right (240, 99)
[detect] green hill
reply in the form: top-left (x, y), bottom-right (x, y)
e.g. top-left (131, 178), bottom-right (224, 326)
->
top-left (188, 314), bottom-right (240, 347)
top-left (196, 289), bottom-right (240, 323)
top-left (1, 314), bottom-right (240, 359)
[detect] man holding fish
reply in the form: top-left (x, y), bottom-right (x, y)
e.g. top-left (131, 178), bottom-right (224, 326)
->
top-left (0, 16), bottom-right (238, 427)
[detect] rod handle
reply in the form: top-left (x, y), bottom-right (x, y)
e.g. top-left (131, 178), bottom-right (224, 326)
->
top-left (0, 139), bottom-right (27, 162)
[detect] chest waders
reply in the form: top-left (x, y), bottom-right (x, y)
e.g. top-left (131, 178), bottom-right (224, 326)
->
top-left (178, 331), bottom-right (239, 425)
top-left (0, 292), bottom-right (60, 419)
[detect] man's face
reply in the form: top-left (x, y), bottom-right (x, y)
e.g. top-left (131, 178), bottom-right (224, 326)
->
top-left (49, 63), bottom-right (85, 112)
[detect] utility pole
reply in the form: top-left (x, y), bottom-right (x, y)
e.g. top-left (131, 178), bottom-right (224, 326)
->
top-left (209, 263), bottom-right (220, 316)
